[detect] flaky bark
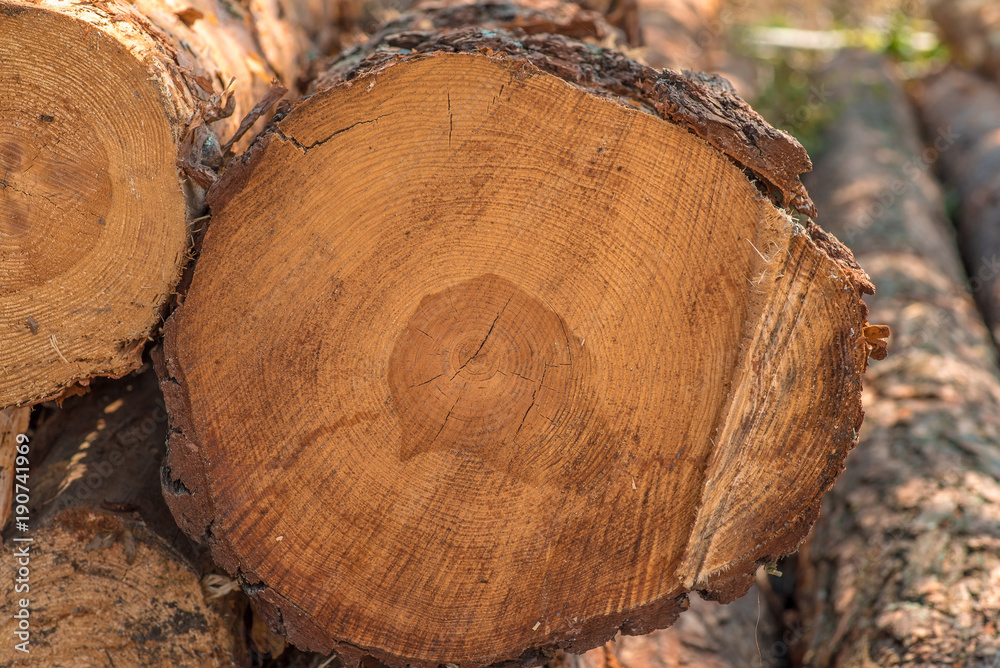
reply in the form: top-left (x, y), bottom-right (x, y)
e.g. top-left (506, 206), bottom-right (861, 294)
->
top-left (0, 369), bottom-right (246, 666)
top-left (340, 0), bottom-right (642, 48)
top-left (912, 67), bottom-right (1000, 347)
top-left (795, 51), bottom-right (1000, 667)
top-left (0, 0), bottom-right (337, 407)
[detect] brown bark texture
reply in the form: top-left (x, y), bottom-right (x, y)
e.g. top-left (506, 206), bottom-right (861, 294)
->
top-left (0, 368), bottom-right (247, 666)
top-left (795, 51), bottom-right (1000, 667)
top-left (912, 67), bottom-right (1000, 348)
top-left (346, 0), bottom-right (632, 51)
top-left (339, 0), bottom-right (642, 49)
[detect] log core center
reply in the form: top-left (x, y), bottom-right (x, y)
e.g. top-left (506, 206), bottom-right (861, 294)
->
top-left (0, 123), bottom-right (111, 291)
top-left (388, 273), bottom-right (587, 479)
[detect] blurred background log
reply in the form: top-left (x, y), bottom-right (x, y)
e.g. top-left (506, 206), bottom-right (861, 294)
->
top-left (552, 585), bottom-right (782, 668)
top-left (794, 50), bottom-right (1000, 666)
top-left (912, 67), bottom-right (1000, 348)
top-left (930, 0), bottom-right (1000, 85)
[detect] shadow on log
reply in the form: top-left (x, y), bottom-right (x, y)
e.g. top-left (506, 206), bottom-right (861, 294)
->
top-left (0, 369), bottom-right (247, 666)
top-left (795, 50), bottom-right (1000, 667)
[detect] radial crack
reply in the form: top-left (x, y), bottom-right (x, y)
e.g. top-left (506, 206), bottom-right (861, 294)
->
top-left (452, 297), bottom-right (510, 378)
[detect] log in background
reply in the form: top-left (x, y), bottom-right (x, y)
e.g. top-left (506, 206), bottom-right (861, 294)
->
top-left (795, 51), bottom-right (1000, 667)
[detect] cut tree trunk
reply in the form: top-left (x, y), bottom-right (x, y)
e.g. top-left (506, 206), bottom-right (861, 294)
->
top-left (0, 0), bottom-right (338, 408)
top-left (0, 368), bottom-right (248, 666)
top-left (794, 51), bottom-right (1000, 667)
top-left (157, 6), bottom-right (878, 666)
top-left (930, 0), bottom-right (1000, 85)
top-left (912, 67), bottom-right (1000, 347)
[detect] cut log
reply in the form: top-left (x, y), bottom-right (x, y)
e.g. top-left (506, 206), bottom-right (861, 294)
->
top-left (0, 369), bottom-right (247, 665)
top-left (930, 0), bottom-right (1000, 85)
top-left (0, 0), bottom-right (338, 408)
top-left (912, 67), bottom-right (1000, 347)
top-left (794, 51), bottom-right (1000, 666)
top-left (158, 9), bottom-right (877, 666)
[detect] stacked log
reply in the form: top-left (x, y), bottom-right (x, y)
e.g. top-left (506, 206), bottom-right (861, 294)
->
top-left (930, 0), bottom-right (1000, 85)
top-left (0, 369), bottom-right (247, 665)
top-left (0, 0), bottom-right (338, 408)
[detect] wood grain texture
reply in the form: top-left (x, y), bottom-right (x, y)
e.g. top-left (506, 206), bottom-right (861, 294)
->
top-left (795, 51), bottom-right (1000, 667)
top-left (0, 369), bottom-right (245, 667)
top-left (0, 0), bottom-right (336, 407)
top-left (315, 22), bottom-right (819, 218)
top-left (157, 22), bottom-right (875, 664)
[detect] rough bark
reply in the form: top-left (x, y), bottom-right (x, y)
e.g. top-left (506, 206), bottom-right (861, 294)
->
top-left (157, 6), bottom-right (878, 664)
top-left (930, 0), bottom-right (1000, 85)
top-left (794, 51), bottom-right (1000, 667)
top-left (341, 0), bottom-right (641, 48)
top-left (911, 67), bottom-right (1000, 347)
top-left (0, 0), bottom-right (337, 408)
top-left (351, 0), bottom-right (631, 50)
top-left (0, 368), bottom-right (247, 666)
